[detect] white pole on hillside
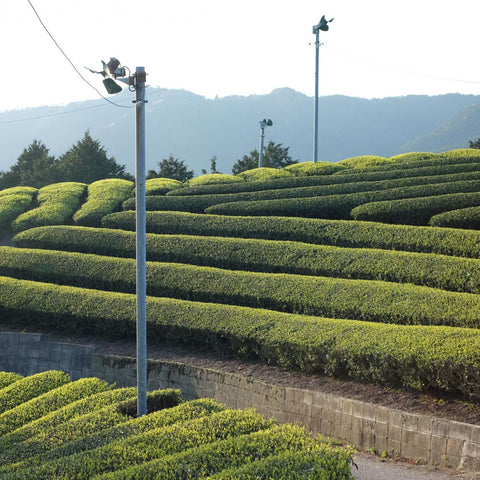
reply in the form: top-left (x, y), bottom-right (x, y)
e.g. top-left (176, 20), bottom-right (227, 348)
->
top-left (312, 15), bottom-right (333, 164)
top-left (258, 119), bottom-right (273, 168)
top-left (135, 66), bottom-right (148, 417)
top-left (85, 59), bottom-right (148, 417)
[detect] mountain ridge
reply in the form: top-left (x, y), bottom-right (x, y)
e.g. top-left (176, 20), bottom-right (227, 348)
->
top-left (0, 88), bottom-right (478, 175)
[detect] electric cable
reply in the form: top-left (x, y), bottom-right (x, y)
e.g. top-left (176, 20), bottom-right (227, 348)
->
top-left (26, 0), bottom-right (134, 109)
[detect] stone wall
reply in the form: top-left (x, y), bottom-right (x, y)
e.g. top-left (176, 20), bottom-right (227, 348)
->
top-left (1, 332), bottom-right (479, 471)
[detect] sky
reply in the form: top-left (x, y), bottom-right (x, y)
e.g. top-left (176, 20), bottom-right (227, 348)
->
top-left (1, 0), bottom-right (480, 112)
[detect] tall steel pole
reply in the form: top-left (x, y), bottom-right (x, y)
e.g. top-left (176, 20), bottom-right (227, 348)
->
top-left (258, 119), bottom-right (272, 168)
top-left (312, 15), bottom-right (333, 164)
top-left (135, 66), bottom-right (147, 417)
top-left (259, 124), bottom-right (265, 168)
top-left (313, 27), bottom-right (320, 164)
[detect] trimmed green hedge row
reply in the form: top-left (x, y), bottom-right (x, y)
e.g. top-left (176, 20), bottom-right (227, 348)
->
top-left (187, 173), bottom-right (244, 186)
top-left (429, 206), bottom-right (480, 229)
top-left (338, 151), bottom-right (480, 174)
top-left (0, 388), bottom-right (185, 468)
top-left (0, 387), bottom-right (137, 453)
top-left (3, 247), bottom-right (480, 327)
top-left (73, 179), bottom-right (134, 227)
top-left (168, 160), bottom-right (480, 196)
top-left (283, 161), bottom-right (347, 176)
top-left (0, 372), bottom-right (22, 389)
top-left (352, 191), bottom-right (480, 225)
top-left (2, 276), bottom-right (480, 399)
top-left (127, 171), bottom-right (480, 213)
top-left (23, 399), bottom-right (222, 469)
top-left (205, 179), bottom-right (480, 219)
top-left (122, 194), bottom-right (217, 213)
top-left (145, 177), bottom-right (183, 195)
top-left (0, 370), bottom-right (71, 415)
top-left (11, 228), bottom-right (480, 294)
top-left (11, 182), bottom-right (86, 232)
top-left (0, 193), bottom-right (36, 230)
top-left (0, 186), bottom-right (38, 198)
top-left (0, 377), bottom-right (108, 437)
top-left (102, 211), bottom-right (480, 258)
top-left (206, 449), bottom-right (354, 480)
top-left (237, 167), bottom-right (293, 181)
top-left (7, 409), bottom-right (273, 479)
top-left (99, 425), bottom-right (353, 480)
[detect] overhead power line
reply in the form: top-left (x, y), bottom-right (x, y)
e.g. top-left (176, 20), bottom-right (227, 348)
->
top-left (26, 0), bottom-right (133, 109)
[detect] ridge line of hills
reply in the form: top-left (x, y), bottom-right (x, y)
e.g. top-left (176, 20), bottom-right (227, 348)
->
top-left (1, 87), bottom-right (479, 175)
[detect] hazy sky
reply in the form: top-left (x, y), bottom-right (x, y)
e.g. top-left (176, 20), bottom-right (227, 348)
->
top-left (2, 1), bottom-right (480, 111)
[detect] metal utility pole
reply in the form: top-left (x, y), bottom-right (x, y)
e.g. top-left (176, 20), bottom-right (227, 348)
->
top-left (86, 59), bottom-right (148, 417)
top-left (135, 66), bottom-right (147, 417)
top-left (312, 15), bottom-right (333, 163)
top-left (258, 118), bottom-right (273, 168)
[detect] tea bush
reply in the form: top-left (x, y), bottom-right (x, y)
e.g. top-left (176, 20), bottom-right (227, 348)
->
top-left (2, 247), bottom-right (479, 327)
top-left (429, 206), bottom-right (480, 229)
top-left (1, 277), bottom-right (480, 399)
top-left (102, 211), bottom-right (480, 258)
top-left (11, 229), bottom-right (480, 293)
top-left (73, 179), bottom-right (133, 227)
top-left (11, 182), bottom-right (86, 232)
top-left (0, 388), bottom-right (183, 467)
top-left (0, 186), bottom-right (38, 198)
top-left (8, 409), bottom-right (273, 479)
top-left (237, 167), bottom-right (293, 182)
top-left (206, 178), bottom-right (480, 219)
top-left (130, 170), bottom-right (480, 214)
top-left (0, 371), bottom-right (22, 389)
top-left (0, 387), bottom-right (137, 453)
top-left (0, 377), bottom-right (108, 436)
top-left (0, 370), bottom-right (71, 414)
top-left (98, 425), bottom-right (353, 480)
top-left (352, 191), bottom-right (480, 225)
top-left (282, 161), bottom-right (347, 176)
top-left (337, 155), bottom-right (393, 169)
top-left (145, 177), bottom-right (183, 195)
top-left (187, 173), bottom-right (244, 186)
top-left (167, 160), bottom-right (480, 196)
top-left (0, 193), bottom-right (36, 229)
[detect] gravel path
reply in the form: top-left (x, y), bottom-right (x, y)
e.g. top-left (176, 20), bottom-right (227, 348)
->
top-left (353, 453), bottom-right (480, 480)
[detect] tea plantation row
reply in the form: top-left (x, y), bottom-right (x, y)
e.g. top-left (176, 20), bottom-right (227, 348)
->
top-left (2, 152), bottom-right (480, 231)
top-left (1, 277), bottom-right (480, 400)
top-left (0, 370), bottom-right (353, 479)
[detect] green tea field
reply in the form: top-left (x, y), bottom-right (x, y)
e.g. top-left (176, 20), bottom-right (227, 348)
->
top-left (1, 150), bottom-right (480, 475)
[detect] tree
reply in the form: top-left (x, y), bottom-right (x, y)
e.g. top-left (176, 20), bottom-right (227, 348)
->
top-left (469, 138), bottom-right (480, 149)
top-left (232, 141), bottom-right (297, 175)
top-left (201, 155), bottom-right (221, 175)
top-left (11, 140), bottom-right (58, 188)
top-left (56, 131), bottom-right (132, 183)
top-left (147, 155), bottom-right (194, 182)
top-left (0, 140), bottom-right (58, 188)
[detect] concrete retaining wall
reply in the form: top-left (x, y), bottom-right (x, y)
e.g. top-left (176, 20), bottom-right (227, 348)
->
top-left (1, 332), bottom-right (479, 471)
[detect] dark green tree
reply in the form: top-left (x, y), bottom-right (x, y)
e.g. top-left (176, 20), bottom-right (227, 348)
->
top-left (232, 141), bottom-right (297, 175)
top-left (147, 155), bottom-right (194, 182)
top-left (201, 155), bottom-right (221, 175)
top-left (0, 170), bottom-right (20, 190)
top-left (10, 140), bottom-right (58, 188)
top-left (469, 138), bottom-right (480, 149)
top-left (0, 140), bottom-right (58, 189)
top-left (56, 131), bottom-right (132, 183)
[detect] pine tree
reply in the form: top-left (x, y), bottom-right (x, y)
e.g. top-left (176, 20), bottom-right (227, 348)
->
top-left (56, 131), bottom-right (132, 183)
